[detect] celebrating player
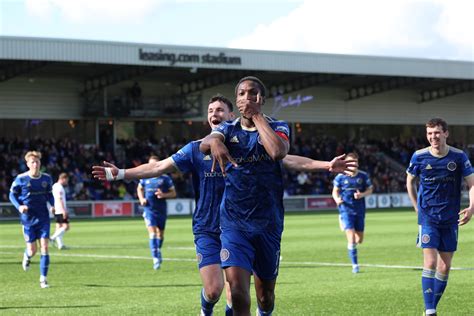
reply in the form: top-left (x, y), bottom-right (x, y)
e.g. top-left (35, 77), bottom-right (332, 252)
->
top-left (200, 76), bottom-right (288, 316)
top-left (9, 151), bottom-right (54, 288)
top-left (332, 152), bottom-right (373, 273)
top-left (50, 172), bottom-right (70, 250)
top-left (136, 155), bottom-right (176, 270)
top-left (406, 118), bottom-right (473, 316)
top-left (93, 92), bottom-right (356, 315)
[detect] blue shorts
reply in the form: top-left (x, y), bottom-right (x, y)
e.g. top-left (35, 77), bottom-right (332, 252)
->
top-left (194, 232), bottom-right (221, 269)
top-left (22, 220), bottom-right (50, 243)
top-left (340, 212), bottom-right (365, 231)
top-left (143, 209), bottom-right (167, 230)
top-left (220, 228), bottom-right (281, 281)
top-left (417, 224), bottom-right (458, 252)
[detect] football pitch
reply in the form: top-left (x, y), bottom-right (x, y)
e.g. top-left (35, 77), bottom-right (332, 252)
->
top-left (1, 209), bottom-right (473, 315)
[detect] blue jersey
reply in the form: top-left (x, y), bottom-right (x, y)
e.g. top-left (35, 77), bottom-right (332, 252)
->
top-left (211, 116), bottom-right (290, 233)
top-left (333, 171), bottom-right (372, 215)
top-left (9, 172), bottom-right (54, 226)
top-left (407, 146), bottom-right (473, 227)
top-left (139, 175), bottom-right (174, 213)
top-left (172, 140), bottom-right (224, 234)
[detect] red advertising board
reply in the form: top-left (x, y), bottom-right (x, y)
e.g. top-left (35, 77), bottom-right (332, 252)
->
top-left (306, 197), bottom-right (337, 210)
top-left (94, 202), bottom-right (133, 217)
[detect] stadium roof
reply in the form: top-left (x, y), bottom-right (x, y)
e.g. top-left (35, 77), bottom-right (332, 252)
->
top-left (1, 36), bottom-right (473, 105)
top-left (1, 36), bottom-right (473, 79)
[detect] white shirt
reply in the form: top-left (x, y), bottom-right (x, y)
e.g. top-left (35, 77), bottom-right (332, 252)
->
top-left (52, 182), bottom-right (67, 215)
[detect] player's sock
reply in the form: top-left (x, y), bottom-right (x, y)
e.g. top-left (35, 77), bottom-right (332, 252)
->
top-left (225, 303), bottom-right (233, 316)
top-left (422, 268), bottom-right (436, 312)
top-left (157, 237), bottom-right (163, 249)
top-left (56, 236), bottom-right (64, 249)
top-left (256, 306), bottom-right (274, 316)
top-left (347, 243), bottom-right (358, 266)
top-left (51, 227), bottom-right (66, 240)
top-left (149, 234), bottom-right (159, 260)
top-left (40, 252), bottom-right (50, 278)
top-left (434, 271), bottom-right (448, 308)
top-left (200, 288), bottom-right (218, 316)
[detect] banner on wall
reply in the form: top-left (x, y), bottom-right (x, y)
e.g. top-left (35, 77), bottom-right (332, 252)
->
top-left (167, 199), bottom-right (191, 216)
top-left (94, 202), bottom-right (133, 217)
top-left (365, 195), bottom-right (377, 209)
top-left (67, 202), bottom-right (93, 217)
top-left (377, 194), bottom-right (391, 208)
top-left (306, 197), bottom-right (337, 210)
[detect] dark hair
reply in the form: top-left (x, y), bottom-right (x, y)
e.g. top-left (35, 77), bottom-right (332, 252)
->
top-left (58, 172), bottom-right (69, 180)
top-left (234, 76), bottom-right (267, 98)
top-left (426, 118), bottom-right (448, 132)
top-left (209, 94), bottom-right (233, 112)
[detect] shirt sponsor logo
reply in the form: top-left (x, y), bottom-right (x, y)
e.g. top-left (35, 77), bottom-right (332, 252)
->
top-left (220, 248), bottom-right (230, 262)
top-left (447, 161), bottom-right (457, 171)
top-left (230, 136), bottom-right (239, 143)
top-left (204, 171), bottom-right (223, 178)
top-left (425, 164), bottom-right (432, 170)
top-left (234, 153), bottom-right (272, 164)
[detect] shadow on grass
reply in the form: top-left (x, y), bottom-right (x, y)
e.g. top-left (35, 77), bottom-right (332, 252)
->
top-left (84, 283), bottom-right (202, 288)
top-left (0, 305), bottom-right (101, 310)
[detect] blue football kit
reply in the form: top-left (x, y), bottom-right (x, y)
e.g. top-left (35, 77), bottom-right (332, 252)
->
top-left (333, 171), bottom-right (372, 231)
top-left (139, 175), bottom-right (174, 230)
top-left (9, 172), bottom-right (54, 242)
top-left (172, 140), bottom-right (225, 269)
top-left (407, 146), bottom-right (473, 252)
top-left (211, 116), bottom-right (289, 280)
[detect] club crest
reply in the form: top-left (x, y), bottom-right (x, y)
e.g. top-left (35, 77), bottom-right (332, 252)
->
top-left (220, 248), bottom-right (230, 262)
top-left (421, 234), bottom-right (430, 244)
top-left (447, 161), bottom-right (456, 171)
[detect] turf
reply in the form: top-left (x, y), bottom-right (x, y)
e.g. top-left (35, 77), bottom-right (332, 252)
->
top-left (1, 208), bottom-right (473, 315)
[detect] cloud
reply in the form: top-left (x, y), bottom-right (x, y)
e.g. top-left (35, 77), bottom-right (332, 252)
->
top-left (228, 0), bottom-right (473, 61)
top-left (25, 0), bottom-right (163, 23)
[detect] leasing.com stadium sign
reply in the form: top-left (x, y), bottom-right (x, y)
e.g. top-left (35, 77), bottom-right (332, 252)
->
top-left (139, 48), bottom-right (242, 66)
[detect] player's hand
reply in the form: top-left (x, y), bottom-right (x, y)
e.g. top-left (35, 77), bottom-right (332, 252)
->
top-left (237, 93), bottom-right (262, 120)
top-left (458, 207), bottom-right (473, 226)
top-left (92, 161), bottom-right (119, 181)
top-left (19, 205), bottom-right (28, 213)
top-left (354, 190), bottom-right (363, 199)
top-left (334, 197), bottom-right (343, 206)
top-left (155, 189), bottom-right (163, 199)
top-left (210, 139), bottom-right (237, 176)
top-left (139, 198), bottom-right (147, 206)
top-left (329, 154), bottom-right (358, 175)
top-left (63, 212), bottom-right (68, 220)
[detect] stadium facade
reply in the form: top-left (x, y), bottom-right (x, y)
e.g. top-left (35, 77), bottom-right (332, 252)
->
top-left (0, 36), bottom-right (473, 144)
top-left (1, 36), bottom-right (473, 219)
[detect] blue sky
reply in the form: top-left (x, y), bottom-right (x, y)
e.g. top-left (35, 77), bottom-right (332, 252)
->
top-left (1, 0), bottom-right (473, 61)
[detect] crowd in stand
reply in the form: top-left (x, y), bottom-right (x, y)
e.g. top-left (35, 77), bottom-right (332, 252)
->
top-left (0, 136), bottom-right (470, 203)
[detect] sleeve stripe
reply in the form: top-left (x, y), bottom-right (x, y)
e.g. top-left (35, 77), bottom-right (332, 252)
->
top-left (210, 130), bottom-right (225, 142)
top-left (276, 131), bottom-right (289, 141)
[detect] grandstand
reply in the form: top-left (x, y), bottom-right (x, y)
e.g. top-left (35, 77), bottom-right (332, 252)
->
top-left (1, 35), bottom-right (474, 316)
top-left (0, 36), bottom-right (473, 218)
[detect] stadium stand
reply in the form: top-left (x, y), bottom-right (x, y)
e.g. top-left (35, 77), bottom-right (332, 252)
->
top-left (5, 135), bottom-right (469, 202)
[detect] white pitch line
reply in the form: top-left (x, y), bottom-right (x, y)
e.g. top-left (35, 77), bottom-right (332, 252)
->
top-left (1, 251), bottom-right (472, 271)
top-left (0, 245), bottom-right (195, 250)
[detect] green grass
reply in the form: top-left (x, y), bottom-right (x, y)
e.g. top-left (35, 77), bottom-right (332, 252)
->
top-left (1, 209), bottom-right (473, 315)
